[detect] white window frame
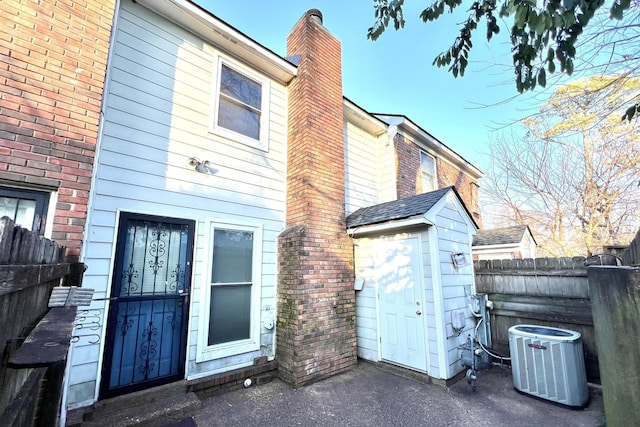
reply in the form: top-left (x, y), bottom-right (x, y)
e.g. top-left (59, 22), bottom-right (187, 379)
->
top-left (420, 151), bottom-right (436, 193)
top-left (210, 56), bottom-right (271, 151)
top-left (197, 218), bottom-right (263, 362)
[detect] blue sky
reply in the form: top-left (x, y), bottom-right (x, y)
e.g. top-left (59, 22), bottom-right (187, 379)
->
top-left (193, 0), bottom-right (543, 172)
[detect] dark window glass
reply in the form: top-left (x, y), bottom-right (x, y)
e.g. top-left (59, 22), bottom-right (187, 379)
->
top-left (217, 64), bottom-right (262, 140)
top-left (208, 229), bottom-right (254, 346)
top-left (0, 187), bottom-right (49, 235)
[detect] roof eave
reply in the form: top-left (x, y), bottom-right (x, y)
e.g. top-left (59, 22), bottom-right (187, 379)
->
top-left (472, 242), bottom-right (524, 250)
top-left (134, 0), bottom-right (297, 85)
top-left (347, 215), bottom-right (433, 237)
top-left (375, 114), bottom-right (483, 180)
top-left (343, 98), bottom-right (388, 137)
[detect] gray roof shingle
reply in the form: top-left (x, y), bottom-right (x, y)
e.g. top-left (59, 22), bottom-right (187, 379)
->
top-left (346, 187), bottom-right (452, 228)
top-left (472, 225), bottom-right (530, 246)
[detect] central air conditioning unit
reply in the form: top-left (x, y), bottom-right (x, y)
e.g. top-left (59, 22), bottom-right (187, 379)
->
top-left (509, 324), bottom-right (588, 407)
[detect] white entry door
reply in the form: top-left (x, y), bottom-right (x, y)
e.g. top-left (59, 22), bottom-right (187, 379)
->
top-left (377, 237), bottom-right (427, 371)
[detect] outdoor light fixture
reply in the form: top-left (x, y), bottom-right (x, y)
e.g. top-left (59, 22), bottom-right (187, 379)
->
top-left (451, 252), bottom-right (468, 268)
top-left (188, 157), bottom-right (216, 174)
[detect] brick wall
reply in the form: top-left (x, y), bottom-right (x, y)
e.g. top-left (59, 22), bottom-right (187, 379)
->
top-left (394, 133), bottom-right (482, 226)
top-left (437, 159), bottom-right (482, 227)
top-left (277, 9), bottom-right (357, 387)
top-left (0, 0), bottom-right (116, 260)
top-left (394, 133), bottom-right (420, 199)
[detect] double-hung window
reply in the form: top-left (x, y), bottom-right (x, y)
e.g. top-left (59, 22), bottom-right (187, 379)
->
top-left (0, 187), bottom-right (51, 235)
top-left (198, 219), bottom-right (263, 361)
top-left (212, 58), bottom-right (270, 150)
top-left (420, 152), bottom-right (436, 193)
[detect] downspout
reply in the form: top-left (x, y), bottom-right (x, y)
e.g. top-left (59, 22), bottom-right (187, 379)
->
top-left (387, 124), bottom-right (399, 200)
top-left (60, 1), bottom-right (122, 425)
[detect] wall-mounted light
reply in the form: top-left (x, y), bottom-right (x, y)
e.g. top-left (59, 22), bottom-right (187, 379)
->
top-left (451, 252), bottom-right (468, 268)
top-left (189, 157), bottom-right (217, 174)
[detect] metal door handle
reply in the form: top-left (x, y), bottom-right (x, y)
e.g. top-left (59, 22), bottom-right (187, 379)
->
top-left (416, 310), bottom-right (422, 315)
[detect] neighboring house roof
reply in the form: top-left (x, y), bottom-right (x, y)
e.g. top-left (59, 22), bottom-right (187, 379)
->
top-left (346, 186), bottom-right (476, 229)
top-left (472, 225), bottom-right (536, 246)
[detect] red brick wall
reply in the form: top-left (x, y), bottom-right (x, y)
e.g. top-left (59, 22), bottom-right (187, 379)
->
top-left (277, 10), bottom-right (356, 387)
top-left (0, 0), bottom-right (115, 260)
top-left (437, 159), bottom-right (482, 227)
top-left (394, 133), bottom-right (482, 226)
top-left (394, 133), bottom-right (420, 199)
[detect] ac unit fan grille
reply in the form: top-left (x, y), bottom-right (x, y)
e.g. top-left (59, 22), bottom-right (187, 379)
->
top-left (514, 337), bottom-right (567, 401)
top-left (509, 325), bottom-right (588, 407)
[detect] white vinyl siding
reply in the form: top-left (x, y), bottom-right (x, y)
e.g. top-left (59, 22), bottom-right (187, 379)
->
top-left (66, 1), bottom-right (286, 407)
top-left (353, 238), bottom-right (379, 361)
top-left (344, 119), bottom-right (396, 215)
top-left (352, 190), bottom-right (477, 381)
top-left (434, 201), bottom-right (476, 378)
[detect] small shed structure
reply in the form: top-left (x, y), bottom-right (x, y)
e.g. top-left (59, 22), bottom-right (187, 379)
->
top-left (472, 225), bottom-right (537, 260)
top-left (346, 187), bottom-right (478, 380)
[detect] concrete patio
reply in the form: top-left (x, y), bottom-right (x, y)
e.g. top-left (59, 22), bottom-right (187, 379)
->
top-left (185, 360), bottom-right (605, 427)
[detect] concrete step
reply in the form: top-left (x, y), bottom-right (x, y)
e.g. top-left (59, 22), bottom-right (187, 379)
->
top-left (81, 382), bottom-right (201, 427)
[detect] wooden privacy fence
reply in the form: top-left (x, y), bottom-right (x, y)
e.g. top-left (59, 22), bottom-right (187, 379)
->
top-left (588, 230), bottom-right (640, 426)
top-left (0, 217), bottom-right (79, 427)
top-left (474, 257), bottom-right (600, 382)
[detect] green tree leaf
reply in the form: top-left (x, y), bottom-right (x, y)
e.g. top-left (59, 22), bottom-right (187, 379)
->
top-left (368, 0), bottom-right (639, 120)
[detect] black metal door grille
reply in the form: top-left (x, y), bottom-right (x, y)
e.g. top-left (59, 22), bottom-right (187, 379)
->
top-left (101, 213), bottom-right (194, 398)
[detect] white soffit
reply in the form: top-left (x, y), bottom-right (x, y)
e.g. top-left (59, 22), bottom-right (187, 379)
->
top-left (344, 99), bottom-right (388, 137)
top-left (347, 215), bottom-right (432, 237)
top-left (135, 0), bottom-right (297, 84)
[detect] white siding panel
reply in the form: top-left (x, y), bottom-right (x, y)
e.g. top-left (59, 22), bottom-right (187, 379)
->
top-left (353, 238), bottom-right (379, 361)
top-left (435, 199), bottom-right (476, 378)
top-left (344, 121), bottom-right (382, 214)
top-left (67, 0), bottom-right (288, 406)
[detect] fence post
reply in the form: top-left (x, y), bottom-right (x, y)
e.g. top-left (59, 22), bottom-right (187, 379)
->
top-left (588, 265), bottom-right (640, 427)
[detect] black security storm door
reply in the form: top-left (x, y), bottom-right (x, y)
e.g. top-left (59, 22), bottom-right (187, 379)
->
top-left (101, 212), bottom-right (194, 398)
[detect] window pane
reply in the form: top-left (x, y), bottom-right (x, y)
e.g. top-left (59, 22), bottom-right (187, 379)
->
top-left (208, 284), bottom-right (251, 345)
top-left (220, 65), bottom-right (261, 109)
top-left (0, 197), bottom-right (36, 230)
top-left (217, 98), bottom-right (260, 140)
top-left (212, 229), bottom-right (253, 283)
top-left (0, 197), bottom-right (19, 220)
top-left (421, 153), bottom-right (435, 175)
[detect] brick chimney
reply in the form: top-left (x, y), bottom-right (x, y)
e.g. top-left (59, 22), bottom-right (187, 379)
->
top-left (276, 9), bottom-right (357, 386)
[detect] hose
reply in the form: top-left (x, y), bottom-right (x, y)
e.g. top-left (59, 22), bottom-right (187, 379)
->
top-left (474, 316), bottom-right (511, 362)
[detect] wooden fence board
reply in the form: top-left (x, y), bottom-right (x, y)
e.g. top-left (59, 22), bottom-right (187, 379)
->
top-left (621, 229), bottom-right (640, 266)
top-left (0, 217), bottom-right (72, 421)
top-left (0, 264), bottom-right (70, 296)
top-left (0, 368), bottom-right (45, 427)
top-left (490, 294), bottom-right (593, 325)
top-left (475, 256), bottom-right (598, 382)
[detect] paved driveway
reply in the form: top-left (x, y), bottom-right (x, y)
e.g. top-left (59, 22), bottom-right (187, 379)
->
top-left (191, 361), bottom-right (605, 427)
